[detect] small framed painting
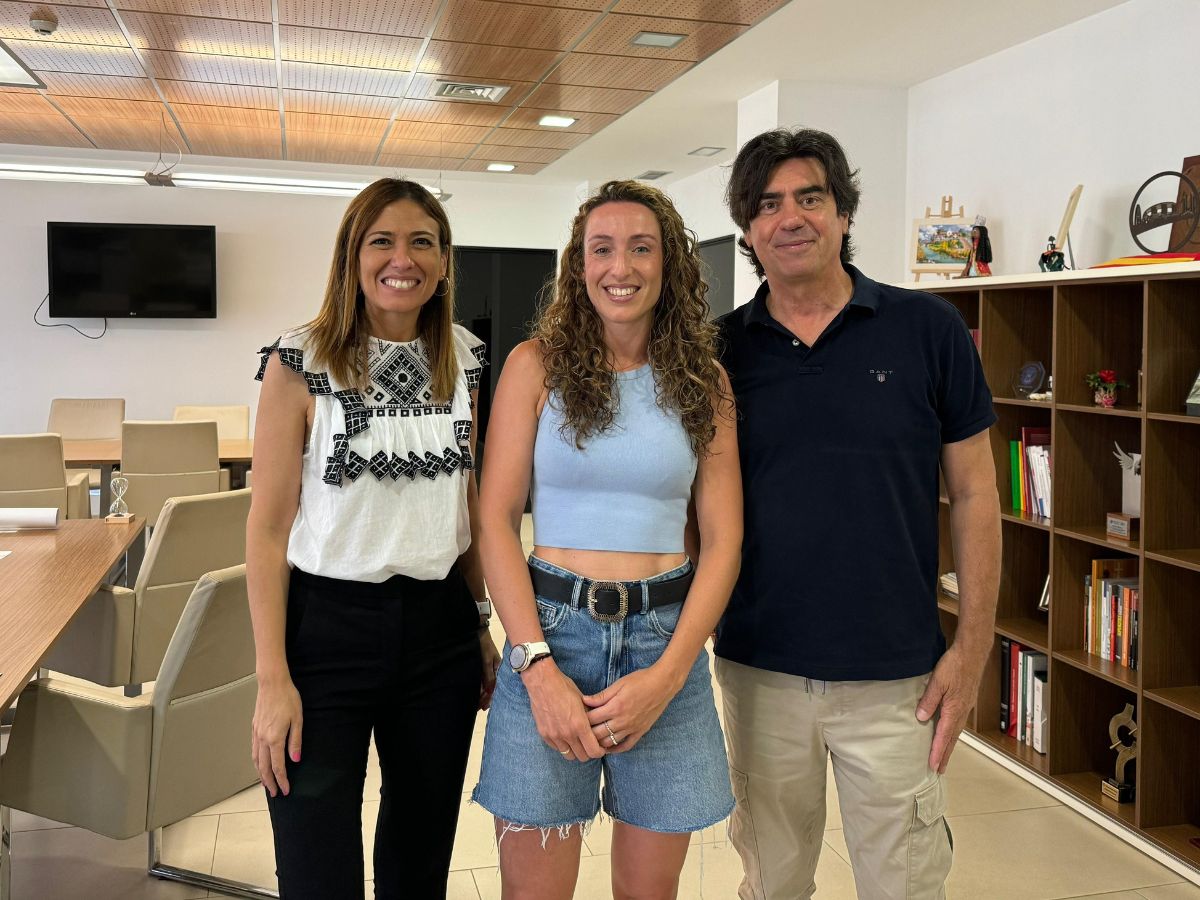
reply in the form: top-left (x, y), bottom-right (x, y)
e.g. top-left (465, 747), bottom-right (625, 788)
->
top-left (912, 218), bottom-right (973, 275)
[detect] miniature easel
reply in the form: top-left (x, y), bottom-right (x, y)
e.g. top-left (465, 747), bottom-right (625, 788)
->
top-left (912, 196), bottom-right (966, 282)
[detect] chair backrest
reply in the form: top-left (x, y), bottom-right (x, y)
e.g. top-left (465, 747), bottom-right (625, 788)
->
top-left (172, 404), bottom-right (250, 440)
top-left (0, 433), bottom-right (69, 513)
top-left (130, 487), bottom-right (251, 683)
top-left (47, 397), bottom-right (125, 440)
top-left (148, 565), bottom-right (258, 829)
top-left (121, 420), bottom-right (220, 525)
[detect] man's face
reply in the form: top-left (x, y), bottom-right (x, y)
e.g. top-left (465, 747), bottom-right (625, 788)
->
top-left (742, 156), bottom-right (849, 285)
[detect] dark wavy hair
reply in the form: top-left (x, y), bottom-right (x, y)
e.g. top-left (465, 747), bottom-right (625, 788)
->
top-left (303, 178), bottom-right (457, 402)
top-left (726, 127), bottom-right (862, 278)
top-left (533, 180), bottom-right (725, 455)
top-left (975, 225), bottom-right (993, 264)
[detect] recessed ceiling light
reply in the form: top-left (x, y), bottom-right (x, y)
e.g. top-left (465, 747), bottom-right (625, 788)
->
top-left (631, 31), bottom-right (686, 48)
top-left (538, 115), bottom-right (577, 128)
top-left (433, 80), bottom-right (510, 103)
top-left (635, 170), bottom-right (671, 181)
top-left (487, 163), bottom-right (516, 172)
top-left (688, 146), bottom-right (725, 157)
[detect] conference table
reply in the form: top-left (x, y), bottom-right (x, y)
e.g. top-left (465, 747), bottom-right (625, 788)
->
top-left (0, 518), bottom-right (145, 712)
top-left (0, 517), bottom-right (146, 898)
top-left (63, 438), bottom-right (254, 513)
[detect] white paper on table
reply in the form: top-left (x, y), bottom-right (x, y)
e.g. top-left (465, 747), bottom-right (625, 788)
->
top-left (0, 550), bottom-right (11, 560)
top-left (0, 508), bottom-right (61, 531)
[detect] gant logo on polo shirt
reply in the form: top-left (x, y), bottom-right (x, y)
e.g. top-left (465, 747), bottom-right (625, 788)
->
top-left (870, 369), bottom-right (894, 382)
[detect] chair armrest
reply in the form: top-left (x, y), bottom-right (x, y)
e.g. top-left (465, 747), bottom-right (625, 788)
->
top-left (0, 678), bottom-right (152, 840)
top-left (65, 470), bottom-right (91, 519)
top-left (40, 585), bottom-right (136, 687)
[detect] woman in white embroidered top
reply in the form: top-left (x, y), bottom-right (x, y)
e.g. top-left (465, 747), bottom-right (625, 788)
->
top-left (472, 180), bottom-right (742, 899)
top-left (247, 178), bottom-right (501, 900)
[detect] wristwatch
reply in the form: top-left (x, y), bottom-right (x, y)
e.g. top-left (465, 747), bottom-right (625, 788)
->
top-left (509, 641), bottom-right (552, 673)
top-left (476, 598), bottom-right (492, 628)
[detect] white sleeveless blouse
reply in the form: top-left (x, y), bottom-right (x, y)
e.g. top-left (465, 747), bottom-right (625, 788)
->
top-left (255, 324), bottom-right (486, 583)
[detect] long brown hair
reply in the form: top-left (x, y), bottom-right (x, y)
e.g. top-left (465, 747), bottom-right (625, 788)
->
top-left (303, 179), bottom-right (457, 402)
top-left (534, 180), bottom-right (724, 455)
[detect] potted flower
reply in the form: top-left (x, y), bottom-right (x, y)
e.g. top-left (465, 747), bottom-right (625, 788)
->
top-left (1084, 369), bottom-right (1128, 408)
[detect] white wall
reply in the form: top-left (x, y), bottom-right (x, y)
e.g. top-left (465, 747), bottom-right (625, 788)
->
top-left (775, 81), bottom-right (910, 283)
top-left (0, 177), bottom-right (578, 434)
top-left (906, 0), bottom-right (1200, 274)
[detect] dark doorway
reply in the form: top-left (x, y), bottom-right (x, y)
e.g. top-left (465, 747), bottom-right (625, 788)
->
top-left (455, 246), bottom-right (557, 472)
top-left (699, 235), bottom-right (736, 319)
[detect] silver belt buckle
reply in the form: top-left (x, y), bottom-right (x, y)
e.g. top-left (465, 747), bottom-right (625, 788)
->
top-left (586, 581), bottom-right (629, 623)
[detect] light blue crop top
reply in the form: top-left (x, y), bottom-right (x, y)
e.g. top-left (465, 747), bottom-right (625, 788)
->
top-left (531, 364), bottom-right (697, 553)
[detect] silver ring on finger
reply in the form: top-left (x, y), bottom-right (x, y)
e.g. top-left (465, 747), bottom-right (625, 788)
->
top-left (559, 748), bottom-right (571, 756)
top-left (604, 720), bottom-right (620, 747)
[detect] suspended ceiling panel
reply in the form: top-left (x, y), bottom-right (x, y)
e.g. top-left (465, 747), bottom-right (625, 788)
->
top-left (0, 0), bottom-right (790, 170)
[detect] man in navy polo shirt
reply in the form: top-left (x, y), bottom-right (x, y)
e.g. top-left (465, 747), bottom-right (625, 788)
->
top-left (714, 128), bottom-right (1001, 899)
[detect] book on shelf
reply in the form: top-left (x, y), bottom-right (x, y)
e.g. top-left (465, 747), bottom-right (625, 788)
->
top-left (938, 571), bottom-right (959, 599)
top-left (999, 637), bottom-right (1012, 733)
top-left (1008, 427), bottom-right (1051, 517)
top-left (1023, 650), bottom-right (1047, 744)
top-left (999, 639), bottom-right (1048, 750)
top-left (1084, 557), bottom-right (1139, 670)
top-left (1032, 672), bottom-right (1048, 754)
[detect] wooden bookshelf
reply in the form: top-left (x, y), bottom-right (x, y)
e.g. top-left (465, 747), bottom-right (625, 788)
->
top-left (925, 265), bottom-right (1200, 874)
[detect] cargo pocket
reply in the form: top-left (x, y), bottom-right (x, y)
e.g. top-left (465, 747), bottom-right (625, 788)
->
top-left (728, 767), bottom-right (766, 900)
top-left (907, 778), bottom-right (953, 899)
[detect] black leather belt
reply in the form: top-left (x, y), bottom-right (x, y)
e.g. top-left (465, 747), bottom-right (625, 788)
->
top-left (529, 563), bottom-right (693, 623)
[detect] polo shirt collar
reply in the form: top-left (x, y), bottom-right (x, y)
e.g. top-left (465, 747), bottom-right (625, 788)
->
top-left (743, 263), bottom-right (882, 329)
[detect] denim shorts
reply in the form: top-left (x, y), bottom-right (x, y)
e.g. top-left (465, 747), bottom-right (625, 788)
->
top-left (471, 556), bottom-right (734, 834)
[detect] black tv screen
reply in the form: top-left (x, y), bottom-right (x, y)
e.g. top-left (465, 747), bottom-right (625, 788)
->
top-left (48, 222), bottom-right (217, 318)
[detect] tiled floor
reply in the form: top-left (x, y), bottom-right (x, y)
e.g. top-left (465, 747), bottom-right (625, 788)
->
top-left (9, 668), bottom-right (1200, 899)
top-left (5, 517), bottom-right (1200, 898)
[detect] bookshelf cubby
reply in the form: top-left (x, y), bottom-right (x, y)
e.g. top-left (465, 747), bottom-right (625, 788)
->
top-left (926, 264), bottom-right (1200, 874)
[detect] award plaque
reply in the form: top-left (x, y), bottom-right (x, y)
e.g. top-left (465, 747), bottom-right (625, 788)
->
top-left (1101, 703), bottom-right (1137, 804)
top-left (1013, 361), bottom-right (1046, 399)
top-left (1187, 368), bottom-right (1200, 417)
top-left (1106, 513), bottom-right (1139, 541)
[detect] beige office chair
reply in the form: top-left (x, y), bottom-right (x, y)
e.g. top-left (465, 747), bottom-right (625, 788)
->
top-left (47, 397), bottom-right (125, 490)
top-left (0, 565), bottom-right (274, 899)
top-left (0, 433), bottom-right (90, 519)
top-left (121, 420), bottom-right (221, 525)
top-left (173, 405), bottom-right (250, 491)
top-left (41, 488), bottom-right (251, 688)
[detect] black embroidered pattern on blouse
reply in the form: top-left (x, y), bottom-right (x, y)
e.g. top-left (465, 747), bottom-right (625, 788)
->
top-left (258, 338), bottom-right (478, 488)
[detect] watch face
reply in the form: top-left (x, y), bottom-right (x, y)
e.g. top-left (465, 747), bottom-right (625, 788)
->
top-left (509, 644), bottom-right (528, 670)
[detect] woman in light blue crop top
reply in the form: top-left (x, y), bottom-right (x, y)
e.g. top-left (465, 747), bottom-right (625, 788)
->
top-left (473, 181), bottom-right (743, 898)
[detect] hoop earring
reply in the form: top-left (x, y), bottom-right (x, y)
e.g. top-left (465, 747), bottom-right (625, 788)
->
top-left (433, 277), bottom-right (449, 297)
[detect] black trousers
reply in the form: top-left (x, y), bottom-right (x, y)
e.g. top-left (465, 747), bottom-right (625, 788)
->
top-left (267, 566), bottom-right (481, 900)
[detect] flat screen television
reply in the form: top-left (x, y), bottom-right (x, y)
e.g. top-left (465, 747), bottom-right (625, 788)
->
top-left (47, 222), bottom-right (217, 318)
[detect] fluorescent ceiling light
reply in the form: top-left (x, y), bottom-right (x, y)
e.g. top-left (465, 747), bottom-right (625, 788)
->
top-left (486, 163), bottom-right (516, 172)
top-left (635, 169), bottom-right (671, 180)
top-left (0, 163), bottom-right (442, 198)
top-left (688, 146), bottom-right (725, 157)
top-left (0, 39), bottom-right (43, 88)
top-left (631, 31), bottom-right (686, 48)
top-left (538, 115), bottom-right (577, 128)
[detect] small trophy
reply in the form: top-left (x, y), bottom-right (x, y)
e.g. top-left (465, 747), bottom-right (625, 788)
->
top-left (105, 474), bottom-right (133, 524)
top-left (1101, 702), bottom-right (1137, 804)
top-left (1012, 361), bottom-right (1046, 399)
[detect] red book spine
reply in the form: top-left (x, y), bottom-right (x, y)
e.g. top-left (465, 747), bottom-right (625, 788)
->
top-left (1008, 641), bottom-right (1022, 738)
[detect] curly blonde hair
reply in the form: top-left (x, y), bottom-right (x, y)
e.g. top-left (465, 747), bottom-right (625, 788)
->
top-left (534, 180), bottom-right (725, 455)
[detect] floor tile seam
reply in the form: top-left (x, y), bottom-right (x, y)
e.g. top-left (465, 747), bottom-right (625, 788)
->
top-left (942, 800), bottom-right (1062, 821)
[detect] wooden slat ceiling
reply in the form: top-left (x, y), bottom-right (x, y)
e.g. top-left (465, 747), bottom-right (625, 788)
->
top-left (0, 0), bottom-right (790, 172)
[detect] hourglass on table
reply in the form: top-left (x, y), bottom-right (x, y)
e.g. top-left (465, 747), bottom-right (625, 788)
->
top-left (105, 474), bottom-right (133, 524)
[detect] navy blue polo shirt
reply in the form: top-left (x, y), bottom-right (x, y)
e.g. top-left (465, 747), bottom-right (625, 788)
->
top-left (715, 265), bottom-right (995, 681)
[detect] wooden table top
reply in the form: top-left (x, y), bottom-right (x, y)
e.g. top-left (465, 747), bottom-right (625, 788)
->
top-left (0, 518), bottom-right (145, 711)
top-left (63, 438), bottom-right (254, 465)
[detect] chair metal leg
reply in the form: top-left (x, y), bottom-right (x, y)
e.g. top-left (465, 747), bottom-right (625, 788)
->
top-left (147, 828), bottom-right (278, 899)
top-left (1, 803), bottom-right (12, 900)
